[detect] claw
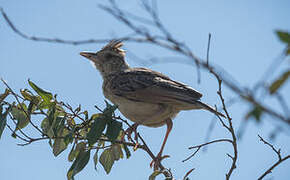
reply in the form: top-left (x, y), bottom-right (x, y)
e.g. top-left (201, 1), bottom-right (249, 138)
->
top-left (122, 123), bottom-right (139, 143)
top-left (150, 154), bottom-right (170, 170)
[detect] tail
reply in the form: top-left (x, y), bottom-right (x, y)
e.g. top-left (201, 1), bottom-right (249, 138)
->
top-left (197, 101), bottom-right (226, 118)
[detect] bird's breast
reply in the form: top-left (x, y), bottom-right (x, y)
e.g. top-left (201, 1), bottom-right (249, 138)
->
top-left (103, 90), bottom-right (178, 127)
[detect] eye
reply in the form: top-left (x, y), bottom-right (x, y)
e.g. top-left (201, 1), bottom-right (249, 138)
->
top-left (105, 53), bottom-right (115, 59)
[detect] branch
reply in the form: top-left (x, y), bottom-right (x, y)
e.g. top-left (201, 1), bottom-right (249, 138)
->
top-left (206, 33), bottom-right (211, 66)
top-left (1, 5), bottom-right (289, 126)
top-left (258, 135), bottom-right (281, 160)
top-left (114, 115), bottom-right (172, 178)
top-left (215, 75), bottom-right (238, 180)
top-left (1, 78), bottom-right (172, 177)
top-left (207, 36), bottom-right (238, 179)
top-left (0, 8), bottom-right (145, 45)
top-left (5, 122), bottom-right (30, 143)
top-left (258, 135), bottom-right (290, 179)
top-left (183, 34), bottom-right (238, 179)
top-left (1, 1), bottom-right (289, 179)
top-left (1, 78), bottom-right (44, 135)
top-left (99, 1), bottom-right (289, 125)
top-left (188, 138), bottom-right (232, 150)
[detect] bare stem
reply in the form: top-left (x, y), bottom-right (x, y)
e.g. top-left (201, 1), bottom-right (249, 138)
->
top-left (257, 135), bottom-right (290, 179)
top-left (1, 78), bottom-right (44, 135)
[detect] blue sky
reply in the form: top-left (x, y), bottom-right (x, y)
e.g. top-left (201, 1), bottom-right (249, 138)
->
top-left (1, 0), bottom-right (290, 180)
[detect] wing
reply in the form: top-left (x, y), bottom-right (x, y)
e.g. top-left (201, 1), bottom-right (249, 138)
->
top-left (109, 68), bottom-right (202, 106)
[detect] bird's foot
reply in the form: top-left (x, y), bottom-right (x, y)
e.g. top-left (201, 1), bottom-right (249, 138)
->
top-left (121, 124), bottom-right (139, 145)
top-left (150, 153), bottom-right (170, 170)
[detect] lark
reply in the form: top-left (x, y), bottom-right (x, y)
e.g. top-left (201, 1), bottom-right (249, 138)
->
top-left (80, 40), bottom-right (225, 170)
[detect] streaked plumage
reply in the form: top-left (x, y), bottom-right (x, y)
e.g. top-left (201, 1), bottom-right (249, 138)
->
top-left (80, 40), bottom-right (225, 169)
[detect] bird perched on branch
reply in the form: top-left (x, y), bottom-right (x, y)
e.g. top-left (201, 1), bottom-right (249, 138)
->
top-left (80, 40), bottom-right (225, 170)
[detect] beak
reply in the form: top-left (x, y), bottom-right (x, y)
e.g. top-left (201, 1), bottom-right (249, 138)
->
top-left (80, 52), bottom-right (95, 59)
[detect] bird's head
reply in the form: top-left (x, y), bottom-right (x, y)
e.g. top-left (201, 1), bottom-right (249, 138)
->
top-left (80, 40), bottom-right (129, 77)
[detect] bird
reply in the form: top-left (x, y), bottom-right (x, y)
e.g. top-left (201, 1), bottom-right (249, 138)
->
top-left (80, 40), bottom-right (225, 170)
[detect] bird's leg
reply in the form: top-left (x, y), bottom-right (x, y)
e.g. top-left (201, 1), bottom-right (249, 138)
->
top-left (150, 118), bottom-right (173, 170)
top-left (122, 123), bottom-right (139, 144)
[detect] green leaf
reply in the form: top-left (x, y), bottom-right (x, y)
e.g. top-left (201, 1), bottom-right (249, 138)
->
top-left (53, 128), bottom-right (70, 156)
top-left (245, 106), bottom-right (263, 123)
top-left (286, 47), bottom-right (290, 55)
top-left (276, 30), bottom-right (290, 44)
top-left (122, 144), bottom-right (131, 159)
top-left (67, 150), bottom-right (90, 180)
top-left (20, 89), bottom-right (33, 101)
top-left (64, 132), bottom-right (74, 145)
top-left (11, 104), bottom-right (29, 130)
top-left (0, 107), bottom-right (11, 139)
top-left (48, 103), bottom-right (56, 126)
top-left (41, 118), bottom-right (52, 137)
top-left (87, 116), bottom-right (107, 146)
top-left (93, 151), bottom-right (98, 170)
top-left (149, 170), bottom-right (162, 180)
top-left (28, 80), bottom-right (53, 103)
top-left (52, 116), bottom-right (65, 137)
top-left (41, 104), bottom-right (59, 138)
top-left (103, 101), bottom-right (118, 116)
top-left (53, 138), bottom-right (67, 157)
top-left (38, 100), bottom-right (53, 110)
top-left (79, 128), bottom-right (88, 138)
top-left (68, 145), bottom-right (76, 162)
top-left (74, 142), bottom-right (87, 158)
top-left (90, 113), bottom-right (101, 120)
top-left (269, 70), bottom-right (290, 94)
top-left (99, 148), bottom-right (115, 174)
top-left (83, 111), bottom-right (89, 120)
top-left (105, 120), bottom-right (122, 141)
top-left (0, 89), bottom-right (10, 103)
top-left (112, 144), bottom-right (123, 161)
top-left (27, 100), bottom-right (36, 115)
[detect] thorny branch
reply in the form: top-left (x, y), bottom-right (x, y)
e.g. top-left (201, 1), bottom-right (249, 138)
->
top-left (215, 76), bottom-right (238, 180)
top-left (257, 135), bottom-right (290, 180)
top-left (1, 3), bottom-right (288, 127)
top-left (1, 0), bottom-right (289, 179)
top-left (1, 79), bottom-right (44, 135)
top-left (183, 75), bottom-right (238, 179)
top-left (1, 81), bottom-right (172, 179)
top-left (182, 34), bottom-right (238, 179)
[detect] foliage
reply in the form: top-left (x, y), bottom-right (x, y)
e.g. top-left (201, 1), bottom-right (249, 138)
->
top-left (276, 30), bottom-right (290, 55)
top-left (0, 1), bottom-right (289, 179)
top-left (0, 80), bottom-right (129, 180)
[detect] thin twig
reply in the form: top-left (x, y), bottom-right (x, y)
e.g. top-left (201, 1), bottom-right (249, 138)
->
top-left (1, 78), bottom-right (44, 135)
top-left (216, 78), bottom-right (238, 180)
top-left (7, 112), bottom-right (32, 140)
top-left (6, 123), bottom-right (30, 142)
top-left (60, 102), bottom-right (86, 122)
top-left (258, 155), bottom-right (290, 180)
top-left (257, 135), bottom-right (290, 179)
top-left (275, 93), bottom-right (290, 117)
top-left (206, 33), bottom-right (211, 66)
top-left (188, 138), bottom-right (233, 149)
top-left (182, 147), bottom-right (201, 163)
top-left (258, 135), bottom-right (281, 160)
top-left (137, 132), bottom-right (172, 178)
top-left (183, 138), bottom-right (232, 163)
top-left (1, 6), bottom-right (289, 125)
top-left (183, 168), bottom-right (195, 180)
top-left (113, 114), bottom-right (171, 178)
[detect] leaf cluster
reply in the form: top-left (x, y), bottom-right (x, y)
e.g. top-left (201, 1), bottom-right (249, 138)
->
top-left (0, 80), bottom-right (131, 179)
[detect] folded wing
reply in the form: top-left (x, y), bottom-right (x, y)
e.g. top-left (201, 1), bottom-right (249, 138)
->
top-left (110, 68), bottom-right (202, 107)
